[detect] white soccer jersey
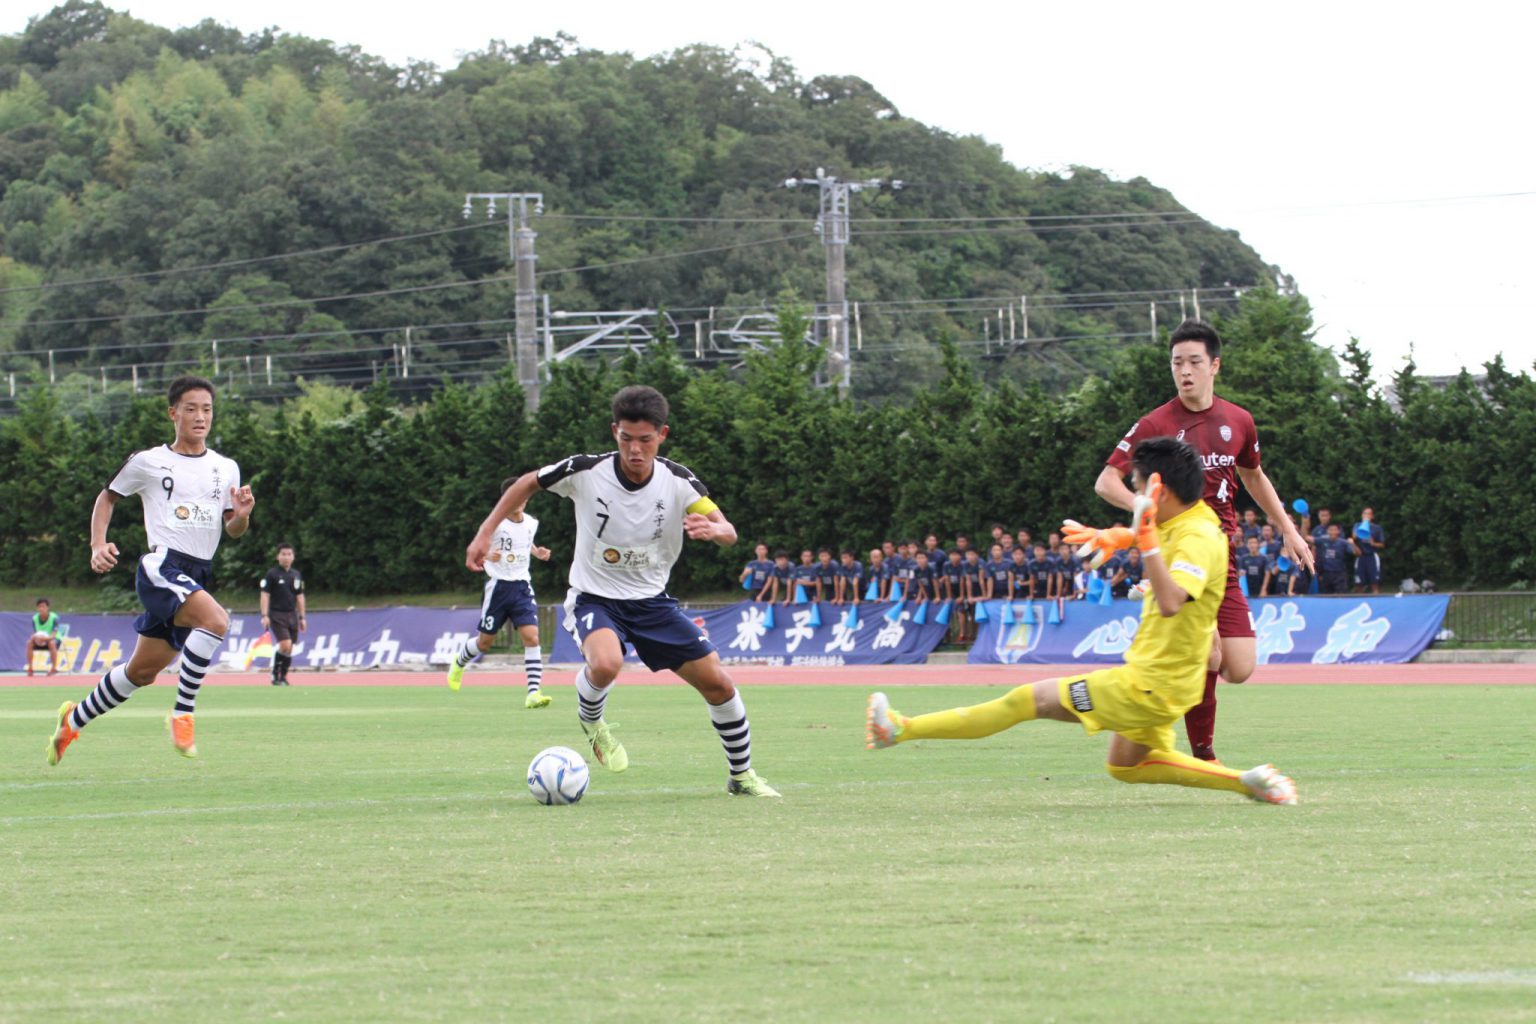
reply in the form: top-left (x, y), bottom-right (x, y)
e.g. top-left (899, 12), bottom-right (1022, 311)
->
top-left (106, 444), bottom-right (240, 561)
top-left (537, 452), bottom-right (715, 600)
top-left (485, 514), bottom-right (539, 583)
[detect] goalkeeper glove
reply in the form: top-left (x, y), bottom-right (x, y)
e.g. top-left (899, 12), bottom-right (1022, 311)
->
top-left (1130, 472), bottom-right (1165, 557)
top-left (1062, 520), bottom-right (1134, 571)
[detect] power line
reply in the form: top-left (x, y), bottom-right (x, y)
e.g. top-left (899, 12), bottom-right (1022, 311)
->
top-left (0, 221), bottom-right (504, 298)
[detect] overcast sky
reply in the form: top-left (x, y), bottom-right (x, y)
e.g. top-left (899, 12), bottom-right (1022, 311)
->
top-left (6, 1), bottom-right (1533, 379)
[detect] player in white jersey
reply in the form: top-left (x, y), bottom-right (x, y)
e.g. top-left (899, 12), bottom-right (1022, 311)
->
top-left (47, 375), bottom-right (255, 765)
top-left (446, 477), bottom-right (553, 707)
top-left (466, 385), bottom-right (779, 797)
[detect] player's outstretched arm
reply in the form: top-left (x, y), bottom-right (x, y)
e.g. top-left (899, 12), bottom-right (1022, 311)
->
top-left (88, 489), bottom-right (121, 574)
top-left (1236, 466), bottom-right (1315, 573)
top-left (1094, 465), bottom-right (1138, 513)
top-left (468, 471), bottom-right (541, 570)
top-left (685, 509), bottom-right (737, 547)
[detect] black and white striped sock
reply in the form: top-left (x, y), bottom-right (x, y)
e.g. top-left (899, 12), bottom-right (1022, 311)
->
top-left (70, 665), bottom-right (140, 730)
top-left (524, 647), bottom-right (543, 693)
top-left (455, 638), bottom-right (483, 669)
top-left (709, 692), bottom-right (752, 776)
top-left (174, 628), bottom-right (223, 716)
top-left (575, 666), bottom-right (608, 724)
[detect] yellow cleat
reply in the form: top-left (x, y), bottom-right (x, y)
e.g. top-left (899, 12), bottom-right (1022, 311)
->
top-left (46, 702), bottom-right (80, 766)
top-left (169, 713), bottom-right (198, 758)
top-left (582, 719), bottom-right (628, 772)
top-left (446, 661), bottom-right (465, 692)
top-left (525, 690), bottom-right (552, 709)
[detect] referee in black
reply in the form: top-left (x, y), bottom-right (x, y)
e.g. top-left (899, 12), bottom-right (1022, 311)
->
top-left (259, 542), bottom-right (306, 685)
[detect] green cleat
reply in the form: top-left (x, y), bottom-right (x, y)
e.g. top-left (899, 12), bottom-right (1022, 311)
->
top-left (525, 690), bottom-right (552, 709)
top-left (446, 661), bottom-right (465, 692)
top-left (727, 770), bottom-right (781, 798)
top-left (581, 718), bottom-right (628, 772)
top-left (46, 702), bottom-right (79, 767)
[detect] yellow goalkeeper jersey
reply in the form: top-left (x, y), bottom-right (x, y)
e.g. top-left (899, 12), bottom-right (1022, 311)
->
top-left (1123, 501), bottom-right (1230, 698)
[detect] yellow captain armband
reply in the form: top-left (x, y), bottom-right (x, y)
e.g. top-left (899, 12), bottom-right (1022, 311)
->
top-left (686, 496), bottom-right (719, 516)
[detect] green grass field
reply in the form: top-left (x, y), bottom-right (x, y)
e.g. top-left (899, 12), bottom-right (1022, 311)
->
top-left (3, 682), bottom-right (1533, 1023)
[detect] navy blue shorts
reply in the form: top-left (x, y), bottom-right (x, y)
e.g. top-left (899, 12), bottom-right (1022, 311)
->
top-left (563, 590), bottom-right (716, 672)
top-left (134, 548), bottom-right (212, 651)
top-left (1355, 552), bottom-right (1381, 585)
top-left (479, 579), bottom-right (539, 634)
top-left (1319, 571), bottom-right (1351, 594)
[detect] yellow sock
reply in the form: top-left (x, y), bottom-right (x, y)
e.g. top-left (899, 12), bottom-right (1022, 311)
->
top-left (1107, 749), bottom-right (1249, 794)
top-left (899, 684), bottom-right (1037, 742)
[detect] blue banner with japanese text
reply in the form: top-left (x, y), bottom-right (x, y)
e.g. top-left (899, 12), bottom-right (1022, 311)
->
top-left (966, 596), bottom-right (1450, 666)
top-left (2, 607), bottom-right (488, 673)
top-left (550, 600), bottom-right (951, 667)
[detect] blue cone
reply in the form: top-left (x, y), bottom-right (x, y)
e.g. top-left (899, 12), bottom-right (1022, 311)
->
top-left (1001, 601), bottom-right (1015, 625)
top-left (934, 600), bottom-right (952, 626)
top-left (847, 604), bottom-right (860, 629)
top-left (974, 600), bottom-right (989, 623)
top-left (1021, 601), bottom-right (1035, 625)
top-left (794, 584), bottom-right (808, 604)
top-left (914, 601), bottom-right (928, 625)
top-left (763, 604), bottom-right (775, 630)
top-left (885, 600), bottom-right (905, 622)
top-left (807, 602), bottom-right (821, 627)
top-left (865, 579), bottom-right (880, 601)
top-left (1047, 600), bottom-right (1062, 625)
top-left (1098, 582), bottom-right (1114, 606)
top-left (742, 575), bottom-right (752, 590)
top-left (1087, 575), bottom-right (1103, 600)
top-left (1239, 574), bottom-right (1250, 597)
top-left (891, 582), bottom-right (904, 602)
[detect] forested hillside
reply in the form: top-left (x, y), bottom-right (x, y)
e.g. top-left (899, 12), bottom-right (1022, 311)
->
top-left (0, 2), bottom-right (1276, 408)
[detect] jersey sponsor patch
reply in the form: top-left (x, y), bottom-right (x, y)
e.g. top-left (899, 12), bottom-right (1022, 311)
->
top-left (1171, 560), bottom-right (1207, 579)
top-left (592, 539), bottom-right (662, 572)
top-left (1068, 680), bottom-right (1094, 713)
top-left (168, 499), bottom-right (220, 528)
top-left (1116, 440), bottom-right (1131, 452)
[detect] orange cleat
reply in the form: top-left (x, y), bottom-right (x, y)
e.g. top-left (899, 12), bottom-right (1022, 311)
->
top-left (46, 702), bottom-right (80, 766)
top-left (169, 713), bottom-right (198, 758)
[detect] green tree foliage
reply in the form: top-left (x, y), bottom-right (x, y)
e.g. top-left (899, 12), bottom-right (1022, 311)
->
top-left (2, 6), bottom-right (1274, 400)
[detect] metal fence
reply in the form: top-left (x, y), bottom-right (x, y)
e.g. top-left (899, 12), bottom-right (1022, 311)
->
top-left (1439, 592), bottom-right (1536, 645)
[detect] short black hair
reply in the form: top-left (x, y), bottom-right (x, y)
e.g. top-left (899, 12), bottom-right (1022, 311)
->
top-left (840, 549), bottom-right (854, 558)
top-left (1132, 436), bottom-right (1204, 504)
top-left (818, 547), bottom-right (832, 556)
top-left (168, 374), bottom-right (215, 407)
top-left (611, 385), bottom-right (669, 429)
top-left (36, 597), bottom-right (49, 607)
top-left (774, 549), bottom-right (789, 560)
top-left (500, 476), bottom-right (519, 493)
top-left (915, 550), bottom-right (929, 560)
top-left (1168, 320), bottom-right (1221, 360)
top-left (276, 542), bottom-right (294, 554)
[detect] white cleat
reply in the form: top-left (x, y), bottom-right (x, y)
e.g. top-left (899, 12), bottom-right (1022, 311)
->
top-left (1240, 763), bottom-right (1298, 805)
top-left (865, 691), bottom-right (902, 749)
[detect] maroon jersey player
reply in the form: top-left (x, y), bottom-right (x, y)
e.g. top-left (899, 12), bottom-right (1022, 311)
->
top-left (1096, 320), bottom-right (1314, 762)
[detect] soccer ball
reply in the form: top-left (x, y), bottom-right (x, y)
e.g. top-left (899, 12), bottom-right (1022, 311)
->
top-left (527, 746), bottom-right (590, 805)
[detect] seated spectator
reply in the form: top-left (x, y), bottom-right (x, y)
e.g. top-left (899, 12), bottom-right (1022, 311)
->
top-left (1353, 507), bottom-right (1385, 595)
top-left (792, 549), bottom-right (820, 602)
top-left (814, 548), bottom-right (838, 602)
top-left (837, 549), bottom-right (864, 605)
top-left (953, 533), bottom-right (973, 559)
top-left (910, 551), bottom-right (937, 601)
top-left (893, 543), bottom-right (917, 598)
top-left (867, 548), bottom-right (889, 602)
top-left (1272, 554), bottom-right (1293, 596)
top-left (1008, 546), bottom-right (1031, 600)
top-left (1240, 508), bottom-right (1262, 543)
top-left (1237, 536), bottom-right (1270, 596)
top-left (740, 543), bottom-right (775, 602)
top-left (961, 548), bottom-right (985, 605)
top-left (1017, 528), bottom-right (1034, 553)
top-left (999, 532), bottom-right (1016, 555)
top-left (983, 543), bottom-right (1010, 601)
top-left (27, 598), bottom-right (62, 677)
top-left (923, 532), bottom-right (946, 567)
top-left (1026, 543), bottom-right (1053, 601)
top-left (1073, 565), bottom-right (1091, 601)
top-left (1110, 548), bottom-right (1144, 598)
top-left (941, 549), bottom-right (963, 603)
top-left (1316, 524), bottom-right (1354, 594)
top-left (770, 550), bottom-right (793, 604)
top-left (1258, 523), bottom-right (1281, 561)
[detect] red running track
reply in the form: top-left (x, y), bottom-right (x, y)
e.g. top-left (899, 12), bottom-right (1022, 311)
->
top-left (4, 662), bottom-right (1532, 688)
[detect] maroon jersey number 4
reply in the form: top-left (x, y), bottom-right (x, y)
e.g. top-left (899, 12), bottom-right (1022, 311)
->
top-left (1105, 396), bottom-right (1261, 539)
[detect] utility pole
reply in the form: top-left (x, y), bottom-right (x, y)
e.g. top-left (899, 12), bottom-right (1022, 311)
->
top-left (784, 168), bottom-right (901, 396)
top-left (464, 191), bottom-right (544, 411)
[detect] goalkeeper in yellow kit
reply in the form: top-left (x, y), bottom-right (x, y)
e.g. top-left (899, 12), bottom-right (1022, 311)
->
top-left (866, 436), bottom-right (1297, 805)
